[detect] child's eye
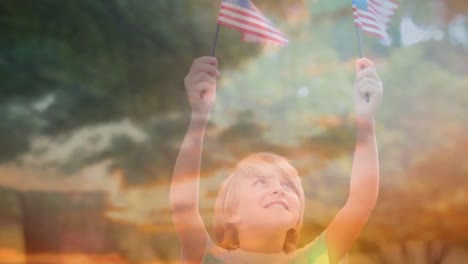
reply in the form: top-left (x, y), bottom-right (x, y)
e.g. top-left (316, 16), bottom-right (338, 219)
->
top-left (281, 181), bottom-right (293, 189)
top-left (254, 179), bottom-right (267, 186)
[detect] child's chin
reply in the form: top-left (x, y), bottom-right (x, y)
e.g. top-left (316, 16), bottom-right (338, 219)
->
top-left (263, 206), bottom-right (295, 218)
top-left (259, 216), bottom-right (296, 229)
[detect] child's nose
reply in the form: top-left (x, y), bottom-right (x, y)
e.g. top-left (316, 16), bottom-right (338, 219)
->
top-left (272, 184), bottom-right (285, 195)
top-left (273, 189), bottom-right (285, 195)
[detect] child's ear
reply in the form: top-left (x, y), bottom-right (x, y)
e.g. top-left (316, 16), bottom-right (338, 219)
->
top-left (227, 214), bottom-right (242, 224)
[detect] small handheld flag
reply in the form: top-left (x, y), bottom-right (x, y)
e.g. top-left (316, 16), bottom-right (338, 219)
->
top-left (352, 0), bottom-right (398, 42)
top-left (211, 0), bottom-right (288, 56)
top-left (352, 0), bottom-right (398, 102)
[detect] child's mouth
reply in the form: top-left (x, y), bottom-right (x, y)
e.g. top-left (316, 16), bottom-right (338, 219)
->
top-left (264, 201), bottom-right (289, 211)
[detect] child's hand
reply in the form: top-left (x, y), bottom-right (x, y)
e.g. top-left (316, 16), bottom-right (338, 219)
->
top-left (184, 56), bottom-right (220, 119)
top-left (353, 58), bottom-right (383, 121)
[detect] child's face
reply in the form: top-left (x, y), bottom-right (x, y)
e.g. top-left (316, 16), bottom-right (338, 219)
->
top-left (232, 166), bottom-right (301, 232)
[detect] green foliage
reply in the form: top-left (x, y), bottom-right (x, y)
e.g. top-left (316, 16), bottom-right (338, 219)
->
top-left (0, 0), bottom-right (264, 161)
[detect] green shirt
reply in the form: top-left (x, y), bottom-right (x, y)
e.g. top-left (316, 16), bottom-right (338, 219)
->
top-left (202, 232), bottom-right (329, 264)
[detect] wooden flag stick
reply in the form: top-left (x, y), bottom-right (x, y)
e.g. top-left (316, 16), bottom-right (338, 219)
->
top-left (211, 23), bottom-right (221, 57)
top-left (354, 25), bottom-right (369, 103)
top-left (211, 0), bottom-right (224, 57)
top-left (355, 25), bottom-right (364, 59)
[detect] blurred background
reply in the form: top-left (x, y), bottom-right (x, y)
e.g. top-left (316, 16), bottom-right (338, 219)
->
top-left (0, 0), bottom-right (467, 263)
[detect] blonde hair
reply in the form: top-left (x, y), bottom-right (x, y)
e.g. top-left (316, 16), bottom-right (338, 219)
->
top-left (213, 152), bottom-right (305, 253)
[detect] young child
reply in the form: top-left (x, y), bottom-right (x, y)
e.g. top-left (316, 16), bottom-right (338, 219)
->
top-left (170, 56), bottom-right (383, 264)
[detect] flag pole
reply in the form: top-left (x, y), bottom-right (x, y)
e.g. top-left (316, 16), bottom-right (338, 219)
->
top-left (211, 23), bottom-right (221, 57)
top-left (211, 0), bottom-right (223, 57)
top-left (355, 25), bottom-right (364, 59)
top-left (354, 24), bottom-right (369, 103)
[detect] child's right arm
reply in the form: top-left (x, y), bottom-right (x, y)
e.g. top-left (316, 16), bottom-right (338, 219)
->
top-left (170, 57), bottom-right (219, 263)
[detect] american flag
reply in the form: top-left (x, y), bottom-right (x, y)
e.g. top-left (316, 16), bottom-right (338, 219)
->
top-left (352, 0), bottom-right (398, 41)
top-left (217, 0), bottom-right (288, 46)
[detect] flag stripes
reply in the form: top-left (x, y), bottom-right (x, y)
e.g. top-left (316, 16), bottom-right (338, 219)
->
top-left (217, 0), bottom-right (288, 46)
top-left (353, 0), bottom-right (398, 41)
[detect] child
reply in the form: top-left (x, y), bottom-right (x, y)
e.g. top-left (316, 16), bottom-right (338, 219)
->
top-left (170, 56), bottom-right (383, 264)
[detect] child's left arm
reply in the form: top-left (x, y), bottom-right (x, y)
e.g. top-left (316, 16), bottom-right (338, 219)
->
top-left (325, 58), bottom-right (383, 264)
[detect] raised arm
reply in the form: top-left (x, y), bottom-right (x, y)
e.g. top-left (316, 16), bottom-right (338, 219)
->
top-left (170, 56), bottom-right (219, 264)
top-left (325, 58), bottom-right (383, 264)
